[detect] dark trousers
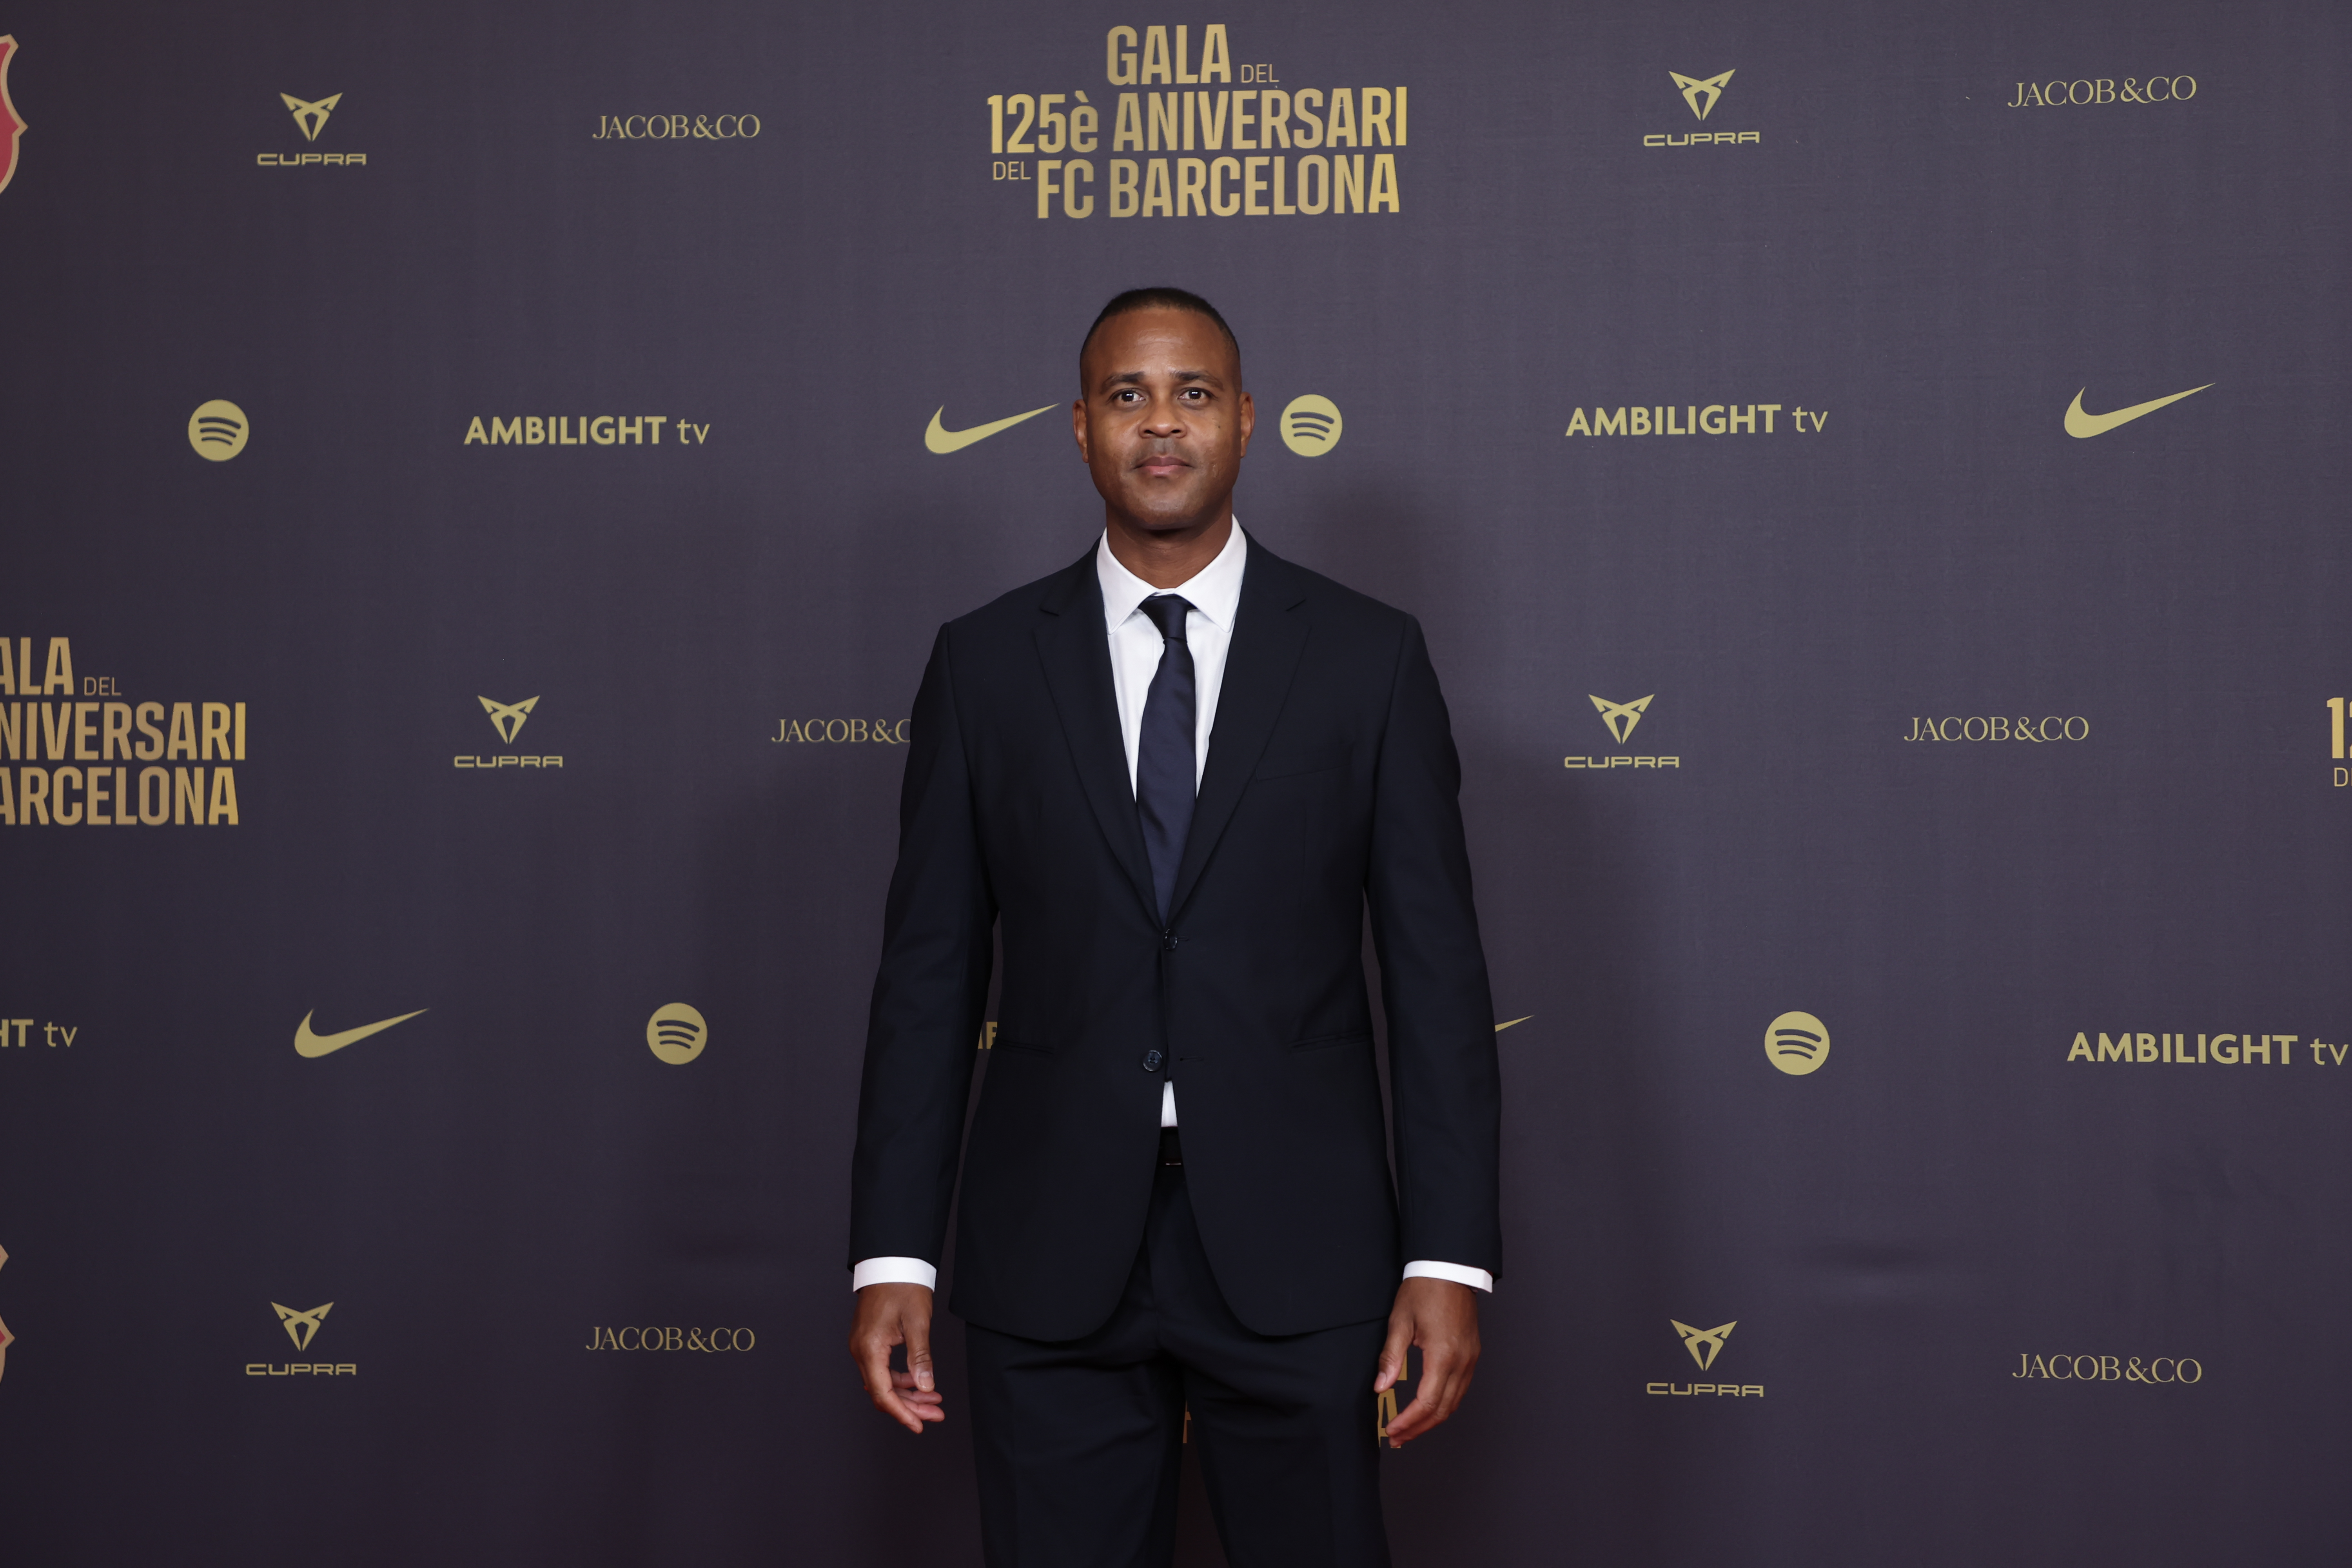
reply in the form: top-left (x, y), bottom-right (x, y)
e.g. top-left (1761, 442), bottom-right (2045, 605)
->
top-left (965, 1158), bottom-right (1392, 1568)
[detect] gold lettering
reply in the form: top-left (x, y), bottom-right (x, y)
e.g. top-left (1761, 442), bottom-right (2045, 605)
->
top-left (1199, 91), bottom-right (1229, 151)
top-left (1295, 153), bottom-right (1327, 214)
top-left (1334, 153), bottom-right (1364, 213)
top-left (52, 765), bottom-right (82, 825)
top-left (1327, 89), bottom-right (1357, 147)
top-left (1198, 24), bottom-right (1230, 83)
top-left (1177, 157), bottom-right (1208, 216)
top-left (1261, 89), bottom-right (1291, 148)
top-left (138, 765), bottom-right (168, 825)
top-left (208, 766), bottom-right (240, 825)
top-left (1291, 88), bottom-right (1324, 148)
top-left (1210, 155), bottom-right (1241, 215)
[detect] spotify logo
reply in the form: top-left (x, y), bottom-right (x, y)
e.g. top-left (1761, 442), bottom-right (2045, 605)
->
top-left (1765, 1011), bottom-right (1830, 1076)
top-left (646, 1003), bottom-right (707, 1065)
top-left (188, 400), bottom-right (250, 461)
top-left (1279, 394), bottom-right (1343, 456)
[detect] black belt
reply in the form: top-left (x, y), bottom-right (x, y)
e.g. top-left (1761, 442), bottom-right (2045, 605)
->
top-left (1158, 1127), bottom-right (1183, 1167)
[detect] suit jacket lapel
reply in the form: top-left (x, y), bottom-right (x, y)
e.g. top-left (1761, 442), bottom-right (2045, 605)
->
top-left (1033, 551), bottom-right (1160, 923)
top-left (1167, 543), bottom-right (1312, 923)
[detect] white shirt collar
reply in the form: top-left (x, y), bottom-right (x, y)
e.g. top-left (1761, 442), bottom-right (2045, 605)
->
top-left (1096, 521), bottom-right (1249, 634)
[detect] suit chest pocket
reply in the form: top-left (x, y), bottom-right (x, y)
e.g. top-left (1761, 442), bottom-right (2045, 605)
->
top-left (1252, 744), bottom-right (1349, 782)
top-left (990, 1036), bottom-right (1057, 1060)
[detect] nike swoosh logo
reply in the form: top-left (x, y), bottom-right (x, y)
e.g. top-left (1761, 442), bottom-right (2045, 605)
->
top-left (2063, 383), bottom-right (2213, 439)
top-left (1495, 1016), bottom-right (1533, 1033)
top-left (294, 1008), bottom-right (428, 1058)
top-left (924, 403), bottom-right (1058, 454)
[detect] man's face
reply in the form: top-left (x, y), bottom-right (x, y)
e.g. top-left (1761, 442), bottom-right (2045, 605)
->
top-left (1074, 308), bottom-right (1254, 532)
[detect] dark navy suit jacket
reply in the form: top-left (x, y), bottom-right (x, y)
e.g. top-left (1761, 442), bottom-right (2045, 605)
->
top-left (849, 537), bottom-right (1501, 1341)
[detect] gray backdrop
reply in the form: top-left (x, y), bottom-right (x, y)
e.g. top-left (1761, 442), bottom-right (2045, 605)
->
top-left (2, 1), bottom-right (2347, 1563)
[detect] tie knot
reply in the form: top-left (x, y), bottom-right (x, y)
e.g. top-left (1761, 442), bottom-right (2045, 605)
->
top-left (1140, 595), bottom-right (1194, 644)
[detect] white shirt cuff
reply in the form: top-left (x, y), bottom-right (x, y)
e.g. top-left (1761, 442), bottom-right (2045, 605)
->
top-left (1403, 1260), bottom-right (1494, 1293)
top-left (851, 1256), bottom-right (938, 1291)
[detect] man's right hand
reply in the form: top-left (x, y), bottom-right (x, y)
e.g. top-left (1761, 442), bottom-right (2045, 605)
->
top-left (849, 1282), bottom-right (944, 1433)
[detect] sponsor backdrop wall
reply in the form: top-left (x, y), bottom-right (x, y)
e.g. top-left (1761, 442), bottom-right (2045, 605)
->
top-left (2, 1), bottom-right (2346, 1563)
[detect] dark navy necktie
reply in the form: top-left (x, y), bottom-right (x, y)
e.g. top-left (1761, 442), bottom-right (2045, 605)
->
top-left (1134, 594), bottom-right (1198, 923)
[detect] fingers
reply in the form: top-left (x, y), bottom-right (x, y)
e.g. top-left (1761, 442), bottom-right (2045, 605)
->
top-left (907, 1307), bottom-right (935, 1396)
top-left (1373, 1308), bottom-right (1414, 1394)
top-left (849, 1284), bottom-right (940, 1434)
top-left (889, 1369), bottom-right (947, 1410)
top-left (1385, 1338), bottom-right (1476, 1446)
top-left (1380, 1279), bottom-right (1481, 1448)
top-left (852, 1324), bottom-right (922, 1434)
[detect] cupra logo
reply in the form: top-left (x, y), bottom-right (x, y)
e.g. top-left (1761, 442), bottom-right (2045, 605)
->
top-left (1590, 694), bottom-right (1653, 744)
top-left (272, 1301), bottom-right (332, 1351)
top-left (479, 695), bottom-right (539, 744)
top-left (280, 93), bottom-right (341, 142)
top-left (1673, 1318), bottom-right (1736, 1370)
top-left (1670, 70), bottom-right (1735, 121)
top-left (924, 403), bottom-right (1057, 454)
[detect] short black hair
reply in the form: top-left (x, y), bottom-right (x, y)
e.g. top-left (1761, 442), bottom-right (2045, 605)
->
top-left (1079, 287), bottom-right (1241, 376)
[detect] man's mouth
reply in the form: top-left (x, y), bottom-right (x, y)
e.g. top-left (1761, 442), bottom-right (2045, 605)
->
top-left (1138, 453), bottom-right (1190, 475)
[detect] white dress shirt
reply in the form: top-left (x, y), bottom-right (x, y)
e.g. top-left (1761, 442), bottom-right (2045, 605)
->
top-left (854, 523), bottom-right (1492, 1295)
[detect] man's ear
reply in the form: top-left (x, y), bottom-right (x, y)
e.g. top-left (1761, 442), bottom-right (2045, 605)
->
top-left (1235, 389), bottom-right (1254, 457)
top-left (1072, 397), bottom-right (1091, 463)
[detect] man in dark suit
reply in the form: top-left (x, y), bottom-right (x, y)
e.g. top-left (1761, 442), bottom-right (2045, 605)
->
top-left (847, 288), bottom-right (1501, 1566)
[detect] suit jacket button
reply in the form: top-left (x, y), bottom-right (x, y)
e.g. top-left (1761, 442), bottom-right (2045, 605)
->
top-left (1142, 1050), bottom-right (1164, 1072)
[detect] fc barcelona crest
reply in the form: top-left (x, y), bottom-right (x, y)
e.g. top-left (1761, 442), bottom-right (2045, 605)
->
top-left (0, 37), bottom-right (24, 198)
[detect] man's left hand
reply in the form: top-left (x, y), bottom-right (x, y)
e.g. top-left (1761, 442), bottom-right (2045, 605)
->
top-left (1374, 1277), bottom-right (1481, 1448)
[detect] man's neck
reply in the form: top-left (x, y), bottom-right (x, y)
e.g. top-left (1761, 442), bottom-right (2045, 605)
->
top-left (1103, 508), bottom-right (1234, 590)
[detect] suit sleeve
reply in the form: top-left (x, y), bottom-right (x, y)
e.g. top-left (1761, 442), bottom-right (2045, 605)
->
top-left (1365, 615), bottom-right (1503, 1279)
top-left (848, 622), bottom-right (997, 1270)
